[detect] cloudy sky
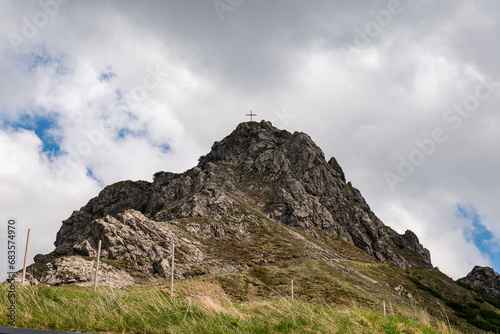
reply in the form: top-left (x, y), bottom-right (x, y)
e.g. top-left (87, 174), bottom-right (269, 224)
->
top-left (1, 0), bottom-right (499, 280)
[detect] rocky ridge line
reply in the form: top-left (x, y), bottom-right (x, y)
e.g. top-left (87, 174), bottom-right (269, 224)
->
top-left (31, 121), bottom-right (432, 287)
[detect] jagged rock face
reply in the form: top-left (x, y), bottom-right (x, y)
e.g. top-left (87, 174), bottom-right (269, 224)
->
top-left (34, 121), bottom-right (432, 287)
top-left (459, 266), bottom-right (500, 299)
top-left (200, 121), bottom-right (431, 268)
top-left (35, 208), bottom-right (344, 286)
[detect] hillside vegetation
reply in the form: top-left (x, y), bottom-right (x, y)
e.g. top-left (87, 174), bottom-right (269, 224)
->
top-left (0, 283), bottom-right (458, 333)
top-left (9, 122), bottom-right (500, 333)
top-left (3, 259), bottom-right (500, 333)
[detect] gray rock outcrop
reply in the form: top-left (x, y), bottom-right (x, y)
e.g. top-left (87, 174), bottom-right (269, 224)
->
top-left (30, 121), bottom-right (432, 287)
top-left (459, 266), bottom-right (500, 299)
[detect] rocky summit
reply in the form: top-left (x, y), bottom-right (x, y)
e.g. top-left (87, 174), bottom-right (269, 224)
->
top-left (459, 266), bottom-right (500, 299)
top-left (29, 121), bottom-right (432, 287)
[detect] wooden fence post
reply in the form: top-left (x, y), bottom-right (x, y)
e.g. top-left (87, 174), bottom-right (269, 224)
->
top-left (383, 300), bottom-right (386, 316)
top-left (93, 240), bottom-right (102, 293)
top-left (291, 279), bottom-right (294, 301)
top-left (170, 242), bottom-right (175, 298)
top-left (21, 229), bottom-right (31, 286)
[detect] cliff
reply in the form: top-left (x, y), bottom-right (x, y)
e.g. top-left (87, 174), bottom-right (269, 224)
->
top-left (30, 121), bottom-right (432, 286)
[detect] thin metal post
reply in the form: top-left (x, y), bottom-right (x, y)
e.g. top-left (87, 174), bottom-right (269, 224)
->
top-left (170, 242), bottom-right (175, 298)
top-left (21, 229), bottom-right (31, 286)
top-left (93, 240), bottom-right (102, 293)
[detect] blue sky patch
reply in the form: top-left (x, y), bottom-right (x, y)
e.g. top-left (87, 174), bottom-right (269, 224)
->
top-left (158, 143), bottom-right (170, 153)
top-left (458, 205), bottom-right (500, 272)
top-left (99, 71), bottom-right (117, 82)
top-left (115, 89), bottom-right (124, 105)
top-left (116, 127), bottom-right (147, 140)
top-left (2, 112), bottom-right (61, 156)
top-left (86, 168), bottom-right (104, 187)
top-left (17, 45), bottom-right (66, 74)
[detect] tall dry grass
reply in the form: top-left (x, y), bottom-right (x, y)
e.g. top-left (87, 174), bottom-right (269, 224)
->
top-left (0, 283), bottom-right (463, 333)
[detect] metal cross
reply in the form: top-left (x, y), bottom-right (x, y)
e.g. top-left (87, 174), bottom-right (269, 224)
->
top-left (246, 111), bottom-right (257, 121)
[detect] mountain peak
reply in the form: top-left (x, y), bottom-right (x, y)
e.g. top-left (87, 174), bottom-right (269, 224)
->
top-left (198, 121), bottom-right (293, 169)
top-left (31, 120), bottom-right (432, 288)
top-left (198, 121), bottom-right (332, 179)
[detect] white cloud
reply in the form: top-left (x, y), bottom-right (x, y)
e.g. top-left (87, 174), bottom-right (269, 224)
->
top-left (0, 128), bottom-right (100, 279)
top-left (1, 0), bottom-right (500, 280)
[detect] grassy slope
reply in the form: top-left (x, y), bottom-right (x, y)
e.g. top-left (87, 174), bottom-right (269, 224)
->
top-left (17, 211), bottom-right (500, 333)
top-left (10, 164), bottom-right (500, 332)
top-left (0, 283), bottom-right (459, 334)
top-left (3, 259), bottom-right (500, 333)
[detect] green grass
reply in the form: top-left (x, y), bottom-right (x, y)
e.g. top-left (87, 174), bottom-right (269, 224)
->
top-left (0, 284), bottom-right (460, 334)
top-left (13, 257), bottom-right (498, 333)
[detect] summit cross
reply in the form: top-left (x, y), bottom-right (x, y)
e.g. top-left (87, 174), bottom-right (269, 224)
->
top-left (246, 111), bottom-right (257, 121)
